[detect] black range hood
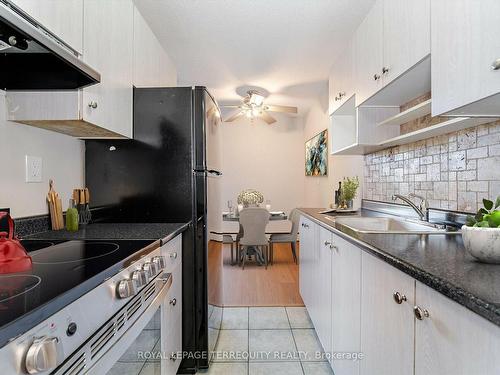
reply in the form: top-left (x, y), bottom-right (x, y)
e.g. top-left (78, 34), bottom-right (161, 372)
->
top-left (0, 0), bottom-right (100, 90)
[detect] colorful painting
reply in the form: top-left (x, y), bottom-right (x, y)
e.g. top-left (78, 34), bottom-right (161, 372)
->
top-left (305, 129), bottom-right (328, 176)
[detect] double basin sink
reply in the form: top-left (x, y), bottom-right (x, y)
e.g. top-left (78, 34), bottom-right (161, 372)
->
top-left (327, 216), bottom-right (460, 235)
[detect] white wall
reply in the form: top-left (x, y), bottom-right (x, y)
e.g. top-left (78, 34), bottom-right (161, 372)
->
top-left (218, 113), bottom-right (305, 234)
top-left (303, 95), bottom-right (364, 208)
top-left (0, 92), bottom-right (85, 218)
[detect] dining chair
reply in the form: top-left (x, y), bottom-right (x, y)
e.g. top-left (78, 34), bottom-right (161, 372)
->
top-left (269, 208), bottom-right (300, 264)
top-left (222, 234), bottom-right (235, 265)
top-left (238, 207), bottom-right (270, 269)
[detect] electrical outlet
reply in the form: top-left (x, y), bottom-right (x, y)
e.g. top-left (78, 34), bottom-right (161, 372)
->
top-left (25, 155), bottom-right (42, 183)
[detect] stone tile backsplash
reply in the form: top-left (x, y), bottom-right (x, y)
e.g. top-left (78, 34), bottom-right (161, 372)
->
top-left (363, 121), bottom-right (500, 213)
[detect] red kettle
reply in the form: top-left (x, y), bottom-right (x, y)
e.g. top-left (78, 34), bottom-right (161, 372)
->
top-left (0, 212), bottom-right (32, 274)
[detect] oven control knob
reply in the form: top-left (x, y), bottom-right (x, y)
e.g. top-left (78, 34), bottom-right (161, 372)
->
top-left (131, 269), bottom-right (148, 287)
top-left (116, 279), bottom-right (137, 299)
top-left (25, 336), bottom-right (63, 374)
top-left (142, 261), bottom-right (158, 278)
top-left (152, 256), bottom-right (166, 271)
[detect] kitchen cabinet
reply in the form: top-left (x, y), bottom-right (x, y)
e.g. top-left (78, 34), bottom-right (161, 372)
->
top-left (299, 216), bottom-right (317, 322)
top-left (299, 213), bottom-right (500, 375)
top-left (315, 226), bottom-right (333, 359)
top-left (431, 0), bottom-right (500, 116)
top-left (330, 233), bottom-right (361, 375)
top-left (9, 0), bottom-right (83, 54)
top-left (414, 281), bottom-right (500, 375)
top-left (360, 252), bottom-right (415, 375)
top-left (382, 0), bottom-right (430, 87)
top-left (353, 0), bottom-right (430, 106)
top-left (82, 0), bottom-right (134, 138)
top-left (354, 0), bottom-right (383, 106)
top-left (329, 40), bottom-right (355, 114)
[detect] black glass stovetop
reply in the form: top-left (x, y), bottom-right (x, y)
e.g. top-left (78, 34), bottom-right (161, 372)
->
top-left (0, 239), bottom-right (156, 347)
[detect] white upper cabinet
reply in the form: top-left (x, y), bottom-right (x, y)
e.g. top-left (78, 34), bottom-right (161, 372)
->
top-left (431, 0), bottom-right (500, 116)
top-left (415, 281), bottom-right (500, 375)
top-left (354, 0), bottom-right (383, 106)
top-left (353, 0), bottom-right (430, 106)
top-left (329, 40), bottom-right (355, 114)
top-left (382, 0), bottom-right (430, 86)
top-left (9, 0), bottom-right (83, 54)
top-left (82, 0), bottom-right (134, 138)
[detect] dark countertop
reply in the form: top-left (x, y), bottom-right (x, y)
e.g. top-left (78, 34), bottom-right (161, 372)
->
top-left (26, 222), bottom-right (191, 245)
top-left (298, 208), bottom-right (500, 327)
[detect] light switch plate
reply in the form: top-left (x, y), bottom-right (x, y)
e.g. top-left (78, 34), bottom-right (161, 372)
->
top-left (25, 155), bottom-right (42, 183)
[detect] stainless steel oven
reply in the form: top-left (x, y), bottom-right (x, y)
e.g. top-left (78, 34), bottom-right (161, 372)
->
top-left (0, 236), bottom-right (183, 375)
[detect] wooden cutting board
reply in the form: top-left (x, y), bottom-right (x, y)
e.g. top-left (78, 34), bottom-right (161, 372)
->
top-left (47, 179), bottom-right (64, 230)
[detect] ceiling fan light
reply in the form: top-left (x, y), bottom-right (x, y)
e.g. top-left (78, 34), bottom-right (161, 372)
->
top-left (249, 92), bottom-right (265, 106)
top-left (251, 108), bottom-right (262, 117)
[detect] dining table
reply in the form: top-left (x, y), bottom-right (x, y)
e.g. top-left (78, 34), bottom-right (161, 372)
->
top-left (222, 210), bottom-right (288, 265)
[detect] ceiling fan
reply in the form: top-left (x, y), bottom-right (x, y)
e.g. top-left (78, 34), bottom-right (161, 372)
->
top-left (221, 90), bottom-right (298, 124)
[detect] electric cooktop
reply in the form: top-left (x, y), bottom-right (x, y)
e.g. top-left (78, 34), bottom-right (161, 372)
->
top-left (0, 239), bottom-right (157, 347)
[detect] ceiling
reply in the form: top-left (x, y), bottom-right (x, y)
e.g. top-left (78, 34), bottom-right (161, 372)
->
top-left (135, 0), bottom-right (375, 115)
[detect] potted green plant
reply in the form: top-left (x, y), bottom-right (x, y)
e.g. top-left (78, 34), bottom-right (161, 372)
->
top-left (462, 197), bottom-right (500, 263)
top-left (339, 176), bottom-right (359, 209)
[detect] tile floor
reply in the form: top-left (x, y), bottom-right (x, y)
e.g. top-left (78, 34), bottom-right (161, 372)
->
top-left (201, 306), bottom-right (334, 375)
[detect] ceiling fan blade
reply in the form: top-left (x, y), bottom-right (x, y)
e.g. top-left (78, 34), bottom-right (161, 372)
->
top-left (261, 111), bottom-right (277, 124)
top-left (224, 111), bottom-right (243, 122)
top-left (265, 105), bottom-right (298, 114)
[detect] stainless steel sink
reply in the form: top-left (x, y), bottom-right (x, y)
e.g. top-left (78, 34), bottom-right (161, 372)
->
top-left (333, 217), bottom-right (459, 234)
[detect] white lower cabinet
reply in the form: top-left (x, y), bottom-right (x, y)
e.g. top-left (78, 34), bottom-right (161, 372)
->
top-left (331, 234), bottom-right (361, 375)
top-left (360, 252), bottom-right (415, 375)
top-left (299, 216), bottom-right (317, 319)
top-left (414, 281), bottom-right (500, 375)
top-left (316, 227), bottom-right (333, 358)
top-left (299, 214), bottom-right (500, 375)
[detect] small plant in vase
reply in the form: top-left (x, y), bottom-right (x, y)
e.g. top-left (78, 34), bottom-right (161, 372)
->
top-left (339, 176), bottom-right (359, 209)
top-left (462, 197), bottom-right (500, 263)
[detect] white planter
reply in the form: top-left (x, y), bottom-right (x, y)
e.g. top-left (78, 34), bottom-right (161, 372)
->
top-left (462, 225), bottom-right (500, 263)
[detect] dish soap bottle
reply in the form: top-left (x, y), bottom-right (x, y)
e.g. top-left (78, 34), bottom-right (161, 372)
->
top-left (66, 199), bottom-right (79, 232)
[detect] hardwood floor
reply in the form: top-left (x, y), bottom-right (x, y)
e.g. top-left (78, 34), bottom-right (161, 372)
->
top-left (208, 240), bottom-right (304, 307)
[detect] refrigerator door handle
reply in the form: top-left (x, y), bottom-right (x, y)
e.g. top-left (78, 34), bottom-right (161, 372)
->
top-left (207, 169), bottom-right (222, 176)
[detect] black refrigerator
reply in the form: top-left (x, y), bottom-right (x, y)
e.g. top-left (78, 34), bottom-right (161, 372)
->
top-left (85, 86), bottom-right (222, 373)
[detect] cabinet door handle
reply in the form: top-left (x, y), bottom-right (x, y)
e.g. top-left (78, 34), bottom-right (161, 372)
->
top-left (88, 101), bottom-right (98, 109)
top-left (169, 298), bottom-right (177, 306)
top-left (492, 58), bottom-right (500, 71)
top-left (169, 252), bottom-right (178, 259)
top-left (330, 244), bottom-right (338, 251)
top-left (414, 306), bottom-right (430, 320)
top-left (324, 241), bottom-right (331, 246)
top-left (393, 291), bottom-right (407, 304)
top-left (382, 66), bottom-right (389, 75)
top-left (373, 73), bottom-right (381, 81)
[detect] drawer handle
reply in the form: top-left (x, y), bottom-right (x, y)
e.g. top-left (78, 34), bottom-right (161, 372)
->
top-left (393, 291), bottom-right (407, 304)
top-left (382, 66), bottom-right (389, 74)
top-left (492, 58), bottom-right (500, 70)
top-left (373, 73), bottom-right (381, 81)
top-left (169, 252), bottom-right (178, 259)
top-left (88, 101), bottom-right (98, 109)
top-left (169, 298), bottom-right (177, 306)
top-left (414, 306), bottom-right (430, 320)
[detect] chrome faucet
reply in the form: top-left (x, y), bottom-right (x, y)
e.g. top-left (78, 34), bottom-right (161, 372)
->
top-left (392, 193), bottom-right (429, 222)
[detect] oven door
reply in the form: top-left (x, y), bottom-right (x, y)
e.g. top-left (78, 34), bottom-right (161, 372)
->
top-left (54, 273), bottom-right (172, 375)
